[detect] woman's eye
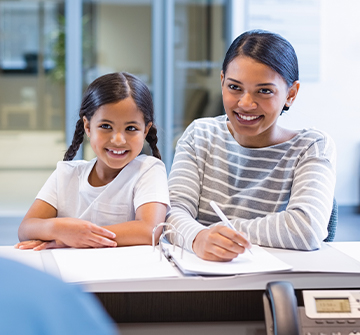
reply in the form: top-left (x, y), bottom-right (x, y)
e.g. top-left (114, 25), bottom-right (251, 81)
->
top-left (126, 126), bottom-right (137, 131)
top-left (259, 88), bottom-right (272, 94)
top-left (229, 84), bottom-right (241, 91)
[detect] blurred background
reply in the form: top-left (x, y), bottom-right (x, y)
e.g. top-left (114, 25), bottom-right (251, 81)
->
top-left (0, 0), bottom-right (359, 244)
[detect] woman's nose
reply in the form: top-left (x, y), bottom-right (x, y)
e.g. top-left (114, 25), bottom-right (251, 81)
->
top-left (111, 132), bottom-right (126, 145)
top-left (238, 93), bottom-right (257, 110)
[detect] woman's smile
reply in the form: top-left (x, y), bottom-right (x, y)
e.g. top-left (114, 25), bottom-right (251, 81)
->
top-left (233, 111), bottom-right (263, 125)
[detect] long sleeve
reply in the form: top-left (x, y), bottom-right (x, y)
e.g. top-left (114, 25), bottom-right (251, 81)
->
top-left (234, 134), bottom-right (336, 250)
top-left (166, 116), bottom-right (336, 252)
top-left (166, 121), bottom-right (207, 252)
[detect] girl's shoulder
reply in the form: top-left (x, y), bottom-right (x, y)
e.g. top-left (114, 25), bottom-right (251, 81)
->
top-left (55, 158), bottom-right (96, 176)
top-left (130, 154), bottom-right (166, 171)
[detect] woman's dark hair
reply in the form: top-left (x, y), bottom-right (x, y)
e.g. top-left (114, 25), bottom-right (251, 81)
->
top-left (222, 30), bottom-right (299, 111)
top-left (63, 72), bottom-right (161, 161)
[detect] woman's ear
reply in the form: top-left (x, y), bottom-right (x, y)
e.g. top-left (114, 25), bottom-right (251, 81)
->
top-left (285, 81), bottom-right (300, 108)
top-left (220, 70), bottom-right (225, 86)
top-left (83, 116), bottom-right (91, 138)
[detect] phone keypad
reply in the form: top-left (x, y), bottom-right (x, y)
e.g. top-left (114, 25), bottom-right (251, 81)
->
top-left (299, 307), bottom-right (360, 335)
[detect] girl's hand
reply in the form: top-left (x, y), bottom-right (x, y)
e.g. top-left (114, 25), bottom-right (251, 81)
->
top-left (192, 225), bottom-right (252, 261)
top-left (54, 219), bottom-right (118, 248)
top-left (15, 239), bottom-right (68, 251)
top-left (15, 240), bottom-right (45, 250)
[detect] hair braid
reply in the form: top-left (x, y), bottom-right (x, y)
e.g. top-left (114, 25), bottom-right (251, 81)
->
top-left (63, 118), bottom-right (85, 161)
top-left (146, 125), bottom-right (161, 160)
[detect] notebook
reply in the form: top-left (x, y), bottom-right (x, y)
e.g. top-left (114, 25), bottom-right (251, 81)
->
top-left (161, 243), bottom-right (292, 276)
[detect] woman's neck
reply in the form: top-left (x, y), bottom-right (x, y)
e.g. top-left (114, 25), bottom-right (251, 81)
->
top-left (227, 121), bottom-right (298, 148)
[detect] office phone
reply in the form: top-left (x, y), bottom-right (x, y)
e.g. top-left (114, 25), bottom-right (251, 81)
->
top-left (263, 281), bottom-right (360, 335)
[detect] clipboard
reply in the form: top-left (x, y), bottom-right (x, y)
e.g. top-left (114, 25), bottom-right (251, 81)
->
top-left (153, 223), bottom-right (293, 276)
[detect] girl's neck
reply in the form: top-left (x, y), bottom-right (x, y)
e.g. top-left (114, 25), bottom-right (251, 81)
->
top-left (88, 161), bottom-right (122, 187)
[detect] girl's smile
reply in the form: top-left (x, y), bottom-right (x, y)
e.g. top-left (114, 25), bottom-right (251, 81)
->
top-left (221, 56), bottom-right (299, 148)
top-left (83, 97), bottom-right (151, 186)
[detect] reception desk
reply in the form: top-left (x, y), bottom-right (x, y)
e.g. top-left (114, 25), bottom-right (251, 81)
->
top-left (1, 242), bottom-right (359, 324)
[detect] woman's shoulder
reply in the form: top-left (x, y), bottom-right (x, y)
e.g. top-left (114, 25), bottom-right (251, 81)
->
top-left (294, 128), bottom-right (335, 147)
top-left (287, 128), bottom-right (336, 161)
top-left (190, 114), bottom-right (227, 127)
top-left (184, 115), bottom-right (229, 137)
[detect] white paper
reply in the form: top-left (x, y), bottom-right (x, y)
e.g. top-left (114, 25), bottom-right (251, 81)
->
top-left (165, 245), bottom-right (292, 276)
top-left (51, 245), bottom-right (180, 283)
top-left (263, 243), bottom-right (360, 274)
top-left (328, 241), bottom-right (360, 264)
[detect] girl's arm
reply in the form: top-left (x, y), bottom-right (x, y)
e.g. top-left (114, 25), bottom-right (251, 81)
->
top-left (103, 202), bottom-right (168, 246)
top-left (17, 199), bottom-right (117, 249)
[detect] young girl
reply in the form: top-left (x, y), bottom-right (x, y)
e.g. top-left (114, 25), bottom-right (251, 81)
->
top-left (166, 30), bottom-right (336, 261)
top-left (16, 72), bottom-right (170, 251)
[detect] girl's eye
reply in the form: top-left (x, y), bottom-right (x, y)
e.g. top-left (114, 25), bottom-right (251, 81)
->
top-left (229, 84), bottom-right (241, 91)
top-left (259, 88), bottom-right (273, 94)
top-left (126, 126), bottom-right (137, 131)
top-left (100, 124), bottom-right (112, 130)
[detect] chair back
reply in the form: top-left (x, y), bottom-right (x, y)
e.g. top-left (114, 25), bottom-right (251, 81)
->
top-left (324, 198), bottom-right (337, 242)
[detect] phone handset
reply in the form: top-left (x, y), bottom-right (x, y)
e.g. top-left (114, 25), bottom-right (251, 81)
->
top-left (263, 281), bottom-right (300, 335)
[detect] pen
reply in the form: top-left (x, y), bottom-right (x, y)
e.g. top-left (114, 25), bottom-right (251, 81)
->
top-left (209, 200), bottom-right (253, 255)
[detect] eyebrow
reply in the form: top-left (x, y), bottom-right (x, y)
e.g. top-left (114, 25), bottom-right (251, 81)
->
top-left (98, 119), bottom-right (142, 125)
top-left (227, 77), bottom-right (276, 87)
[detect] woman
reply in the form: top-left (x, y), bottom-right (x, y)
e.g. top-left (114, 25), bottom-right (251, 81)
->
top-left (166, 30), bottom-right (336, 261)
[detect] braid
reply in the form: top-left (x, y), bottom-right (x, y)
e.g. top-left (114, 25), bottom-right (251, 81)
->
top-left (63, 118), bottom-right (85, 161)
top-left (146, 125), bottom-right (161, 160)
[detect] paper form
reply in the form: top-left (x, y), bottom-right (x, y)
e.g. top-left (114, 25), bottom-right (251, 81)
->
top-left (51, 245), bottom-right (180, 283)
top-left (164, 244), bottom-right (292, 276)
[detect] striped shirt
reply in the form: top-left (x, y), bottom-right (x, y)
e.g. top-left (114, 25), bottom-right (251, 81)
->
top-left (166, 115), bottom-right (336, 252)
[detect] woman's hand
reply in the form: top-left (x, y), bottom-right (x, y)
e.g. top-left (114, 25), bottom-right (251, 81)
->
top-left (192, 225), bottom-right (252, 261)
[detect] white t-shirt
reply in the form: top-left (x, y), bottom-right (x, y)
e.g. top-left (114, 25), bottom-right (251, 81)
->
top-left (36, 154), bottom-right (170, 226)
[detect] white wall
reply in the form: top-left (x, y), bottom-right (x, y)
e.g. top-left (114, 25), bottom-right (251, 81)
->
top-left (231, 0), bottom-right (360, 207)
top-left (96, 5), bottom-right (151, 83)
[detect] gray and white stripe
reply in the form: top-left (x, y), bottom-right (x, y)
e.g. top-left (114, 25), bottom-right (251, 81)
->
top-left (166, 115), bottom-right (336, 252)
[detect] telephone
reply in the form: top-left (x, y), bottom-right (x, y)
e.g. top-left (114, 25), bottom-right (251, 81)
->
top-left (263, 281), bottom-right (360, 335)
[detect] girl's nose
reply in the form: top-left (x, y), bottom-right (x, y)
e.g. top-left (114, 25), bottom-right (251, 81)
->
top-left (111, 132), bottom-right (126, 145)
top-left (238, 93), bottom-right (257, 110)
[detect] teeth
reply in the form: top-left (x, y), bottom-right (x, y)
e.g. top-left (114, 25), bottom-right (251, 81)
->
top-left (238, 114), bottom-right (260, 121)
top-left (110, 149), bottom-right (125, 154)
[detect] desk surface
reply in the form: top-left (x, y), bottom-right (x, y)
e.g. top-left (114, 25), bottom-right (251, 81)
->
top-left (1, 242), bottom-right (359, 323)
top-left (1, 242), bottom-right (359, 293)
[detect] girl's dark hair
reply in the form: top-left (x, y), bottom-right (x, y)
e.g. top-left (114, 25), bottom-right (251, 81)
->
top-left (222, 30), bottom-right (299, 111)
top-left (63, 72), bottom-right (161, 161)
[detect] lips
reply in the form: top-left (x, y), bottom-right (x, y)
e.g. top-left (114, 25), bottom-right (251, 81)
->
top-left (107, 148), bottom-right (127, 155)
top-left (234, 111), bottom-right (262, 124)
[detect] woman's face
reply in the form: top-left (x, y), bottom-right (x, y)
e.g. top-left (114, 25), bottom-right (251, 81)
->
top-left (221, 56), bottom-right (299, 148)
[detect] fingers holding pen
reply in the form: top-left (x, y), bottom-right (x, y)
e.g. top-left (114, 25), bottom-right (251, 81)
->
top-left (193, 226), bottom-right (252, 262)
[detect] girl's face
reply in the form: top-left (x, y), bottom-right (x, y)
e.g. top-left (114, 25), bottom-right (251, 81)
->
top-left (221, 56), bottom-right (299, 148)
top-left (84, 97), bottom-right (151, 181)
